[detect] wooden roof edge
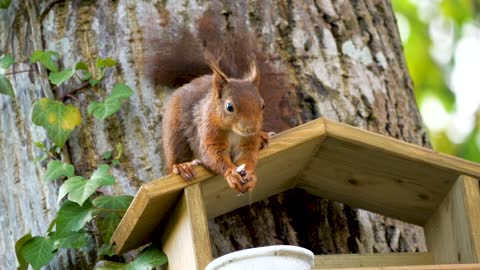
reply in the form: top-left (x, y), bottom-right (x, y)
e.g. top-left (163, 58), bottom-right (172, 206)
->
top-left (323, 118), bottom-right (480, 178)
top-left (112, 185), bottom-right (151, 253)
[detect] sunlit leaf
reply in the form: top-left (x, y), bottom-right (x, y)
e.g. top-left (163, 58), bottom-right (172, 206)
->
top-left (49, 68), bottom-right (75, 86)
top-left (58, 165), bottom-right (115, 206)
top-left (0, 53), bottom-right (14, 71)
top-left (53, 231), bottom-right (89, 249)
top-left (56, 200), bottom-right (93, 238)
top-left (0, 74), bottom-right (14, 97)
top-left (32, 98), bottom-right (82, 148)
top-left (96, 58), bottom-right (117, 69)
top-left (87, 84), bottom-right (133, 120)
top-left (20, 236), bottom-right (56, 270)
top-left (30, 51), bottom-right (59, 72)
top-left (15, 232), bottom-right (32, 270)
top-left (44, 160), bottom-right (75, 182)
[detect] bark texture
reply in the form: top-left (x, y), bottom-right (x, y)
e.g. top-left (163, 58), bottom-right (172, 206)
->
top-left (0, 0), bottom-right (429, 269)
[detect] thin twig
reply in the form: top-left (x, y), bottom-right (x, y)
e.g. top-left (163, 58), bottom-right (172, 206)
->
top-left (59, 82), bottom-right (90, 101)
top-left (3, 69), bottom-right (34, 76)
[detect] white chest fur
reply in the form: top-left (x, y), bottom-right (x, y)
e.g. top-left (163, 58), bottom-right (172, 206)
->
top-left (228, 132), bottom-right (242, 162)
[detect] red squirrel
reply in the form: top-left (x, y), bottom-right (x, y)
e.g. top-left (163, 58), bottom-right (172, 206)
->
top-left (162, 52), bottom-right (270, 192)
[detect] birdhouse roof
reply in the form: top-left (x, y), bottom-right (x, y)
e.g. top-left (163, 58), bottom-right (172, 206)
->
top-left (112, 118), bottom-right (480, 254)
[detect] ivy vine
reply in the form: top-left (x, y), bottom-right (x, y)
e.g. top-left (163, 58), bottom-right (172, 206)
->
top-left (0, 48), bottom-right (167, 270)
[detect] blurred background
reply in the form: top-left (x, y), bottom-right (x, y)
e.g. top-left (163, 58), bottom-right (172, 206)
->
top-left (392, 0), bottom-right (480, 162)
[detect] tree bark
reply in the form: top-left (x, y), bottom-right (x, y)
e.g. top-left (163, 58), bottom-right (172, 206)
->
top-left (0, 0), bottom-right (429, 269)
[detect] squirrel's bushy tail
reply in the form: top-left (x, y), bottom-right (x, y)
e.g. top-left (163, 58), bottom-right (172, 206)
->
top-left (143, 6), bottom-right (298, 132)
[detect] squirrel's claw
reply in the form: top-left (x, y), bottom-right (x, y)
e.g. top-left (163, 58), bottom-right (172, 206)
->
top-left (172, 159), bottom-right (201, 181)
top-left (260, 131), bottom-right (276, 150)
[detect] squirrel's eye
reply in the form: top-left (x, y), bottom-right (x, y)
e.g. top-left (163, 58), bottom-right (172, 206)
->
top-left (262, 104), bottom-right (265, 110)
top-left (226, 102), bottom-right (234, 112)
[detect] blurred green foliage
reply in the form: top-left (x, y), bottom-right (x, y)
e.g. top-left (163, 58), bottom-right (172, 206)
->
top-left (392, 0), bottom-right (480, 162)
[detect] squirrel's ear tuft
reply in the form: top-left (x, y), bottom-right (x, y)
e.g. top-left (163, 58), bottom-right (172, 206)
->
top-left (245, 60), bottom-right (260, 89)
top-left (205, 51), bottom-right (228, 99)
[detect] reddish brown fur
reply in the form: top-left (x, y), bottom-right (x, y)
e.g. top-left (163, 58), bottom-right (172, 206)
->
top-left (162, 59), bottom-right (264, 192)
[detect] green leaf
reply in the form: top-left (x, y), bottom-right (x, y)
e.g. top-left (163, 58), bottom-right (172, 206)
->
top-left (102, 151), bottom-right (112, 160)
top-left (20, 236), bottom-right (56, 270)
top-left (111, 159), bottom-right (120, 166)
top-left (89, 79), bottom-right (100, 86)
top-left (0, 0), bottom-right (11, 9)
top-left (88, 84), bottom-right (133, 120)
top-left (58, 165), bottom-right (115, 206)
top-left (93, 195), bottom-right (133, 243)
top-left (34, 141), bottom-right (46, 150)
top-left (47, 218), bottom-right (57, 233)
top-left (98, 243), bottom-right (116, 257)
top-left (89, 98), bottom-right (122, 120)
top-left (53, 231), bottom-right (89, 249)
top-left (56, 200), bottom-right (93, 238)
top-left (30, 51), bottom-right (59, 72)
top-left (32, 98), bottom-right (82, 148)
top-left (44, 160), bottom-right (75, 182)
top-left (95, 246), bottom-right (167, 270)
top-left (0, 74), bottom-right (14, 97)
top-left (110, 84), bottom-right (134, 101)
top-left (49, 68), bottom-right (75, 86)
top-left (0, 53), bottom-right (14, 71)
top-left (75, 62), bottom-right (88, 70)
top-left (114, 143), bottom-right (123, 160)
top-left (15, 233), bottom-right (33, 270)
top-left (96, 58), bottom-right (117, 69)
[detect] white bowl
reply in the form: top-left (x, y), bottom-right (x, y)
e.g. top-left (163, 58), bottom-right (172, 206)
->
top-left (205, 245), bottom-right (314, 270)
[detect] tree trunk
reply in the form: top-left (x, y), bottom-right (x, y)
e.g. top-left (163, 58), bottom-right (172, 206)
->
top-left (0, 0), bottom-right (429, 269)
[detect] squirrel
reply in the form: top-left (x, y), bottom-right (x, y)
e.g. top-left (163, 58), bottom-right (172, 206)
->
top-left (161, 52), bottom-right (271, 192)
top-left (143, 8), bottom-right (297, 192)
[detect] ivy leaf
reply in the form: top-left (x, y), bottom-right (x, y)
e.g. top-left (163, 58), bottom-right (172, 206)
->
top-left (96, 57), bottom-right (116, 69)
top-left (20, 236), bottom-right (56, 270)
top-left (75, 61), bottom-right (91, 81)
top-left (0, 74), bottom-right (14, 97)
top-left (53, 231), bottom-right (89, 249)
top-left (102, 151), bottom-right (112, 160)
top-left (34, 141), bottom-right (46, 150)
top-left (88, 98), bottom-right (122, 120)
top-left (56, 200), bottom-right (93, 238)
top-left (30, 50), bottom-right (59, 72)
top-left (87, 84), bottom-right (133, 120)
top-left (95, 246), bottom-right (167, 270)
top-left (75, 62), bottom-right (88, 70)
top-left (93, 195), bottom-right (133, 243)
top-left (109, 83), bottom-right (134, 100)
top-left (0, 0), bottom-right (11, 9)
top-left (0, 53), bottom-right (14, 71)
top-left (44, 160), bottom-right (75, 182)
top-left (89, 78), bottom-right (100, 87)
top-left (58, 165), bottom-right (115, 206)
top-left (48, 68), bottom-right (75, 86)
top-left (15, 233), bottom-right (32, 270)
top-left (32, 98), bottom-right (82, 148)
top-left (98, 243), bottom-right (116, 257)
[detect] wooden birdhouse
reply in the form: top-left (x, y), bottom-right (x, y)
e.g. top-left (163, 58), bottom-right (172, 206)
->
top-left (112, 118), bottom-right (480, 270)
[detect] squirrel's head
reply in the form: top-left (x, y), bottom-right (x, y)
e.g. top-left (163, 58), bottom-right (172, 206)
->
top-left (207, 53), bottom-right (263, 137)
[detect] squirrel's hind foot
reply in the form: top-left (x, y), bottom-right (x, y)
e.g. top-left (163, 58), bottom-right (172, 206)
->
top-left (172, 159), bottom-right (202, 181)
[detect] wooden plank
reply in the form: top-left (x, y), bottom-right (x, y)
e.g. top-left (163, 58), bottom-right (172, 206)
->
top-left (323, 119), bottom-right (480, 178)
top-left (314, 252), bottom-right (433, 269)
top-left (299, 120), bottom-right (480, 225)
top-left (160, 189), bottom-right (197, 270)
top-left (202, 124), bottom-right (326, 218)
top-left (184, 183), bottom-right (213, 269)
top-left (112, 167), bottom-right (212, 253)
top-left (424, 175), bottom-right (480, 263)
top-left (315, 264), bottom-right (480, 270)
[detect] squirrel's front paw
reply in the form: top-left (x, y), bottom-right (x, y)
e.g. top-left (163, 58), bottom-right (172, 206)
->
top-left (224, 168), bottom-right (244, 192)
top-left (241, 170), bottom-right (257, 192)
top-left (260, 131), bottom-right (276, 149)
